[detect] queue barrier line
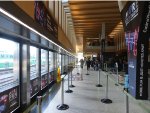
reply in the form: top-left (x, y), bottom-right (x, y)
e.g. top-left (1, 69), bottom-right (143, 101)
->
top-left (23, 86), bottom-right (55, 113)
top-left (102, 70), bottom-right (150, 113)
top-left (23, 74), bottom-right (67, 113)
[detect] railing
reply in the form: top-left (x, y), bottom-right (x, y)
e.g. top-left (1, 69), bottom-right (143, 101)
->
top-left (86, 46), bottom-right (115, 52)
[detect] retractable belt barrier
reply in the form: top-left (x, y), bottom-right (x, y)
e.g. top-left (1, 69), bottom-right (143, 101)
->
top-left (96, 68), bottom-right (103, 87)
top-left (101, 63), bottom-right (112, 104)
top-left (57, 75), bottom-right (69, 110)
top-left (101, 74), bottom-right (112, 104)
top-left (37, 96), bottom-right (42, 113)
top-left (115, 62), bottom-right (119, 86)
top-left (65, 66), bottom-right (73, 93)
top-left (69, 67), bottom-right (75, 88)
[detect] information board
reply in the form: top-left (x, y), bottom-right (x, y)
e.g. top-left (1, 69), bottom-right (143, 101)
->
top-left (34, 1), bottom-right (58, 38)
top-left (121, 1), bottom-right (150, 99)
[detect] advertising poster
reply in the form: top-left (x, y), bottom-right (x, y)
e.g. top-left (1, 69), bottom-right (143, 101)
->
top-left (49, 72), bottom-right (54, 83)
top-left (34, 1), bottom-right (58, 38)
top-left (30, 78), bottom-right (39, 97)
top-left (121, 1), bottom-right (150, 99)
top-left (41, 74), bottom-right (48, 89)
top-left (0, 86), bottom-right (19, 113)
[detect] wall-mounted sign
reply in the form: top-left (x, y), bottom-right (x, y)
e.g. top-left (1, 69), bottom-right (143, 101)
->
top-left (0, 86), bottom-right (19, 113)
top-left (121, 1), bottom-right (150, 99)
top-left (34, 1), bottom-right (58, 38)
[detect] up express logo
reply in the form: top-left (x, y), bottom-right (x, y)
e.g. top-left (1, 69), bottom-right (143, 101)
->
top-left (125, 2), bottom-right (138, 26)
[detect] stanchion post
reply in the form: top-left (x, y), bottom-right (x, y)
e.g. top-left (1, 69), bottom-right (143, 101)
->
top-left (103, 63), bottom-right (105, 71)
top-left (106, 63), bottom-right (107, 72)
top-left (115, 62), bottom-right (119, 86)
top-left (57, 78), bottom-right (69, 110)
top-left (81, 68), bottom-right (83, 80)
top-left (69, 68), bottom-right (75, 88)
top-left (37, 96), bottom-right (42, 113)
top-left (77, 65), bottom-right (80, 75)
top-left (101, 75), bottom-right (112, 104)
top-left (96, 69), bottom-right (103, 87)
top-left (86, 67), bottom-right (90, 75)
top-left (65, 72), bottom-right (73, 93)
top-left (126, 95), bottom-right (129, 113)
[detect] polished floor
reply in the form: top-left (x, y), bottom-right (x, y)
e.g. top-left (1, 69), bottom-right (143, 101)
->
top-left (30, 66), bottom-right (149, 113)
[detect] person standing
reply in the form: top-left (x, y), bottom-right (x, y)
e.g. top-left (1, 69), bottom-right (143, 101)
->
top-left (86, 58), bottom-right (91, 70)
top-left (80, 59), bottom-right (84, 69)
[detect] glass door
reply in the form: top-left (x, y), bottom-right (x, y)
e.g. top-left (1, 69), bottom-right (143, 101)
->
top-left (30, 46), bottom-right (39, 97)
top-left (0, 38), bottom-right (20, 113)
top-left (49, 51), bottom-right (54, 82)
top-left (41, 49), bottom-right (48, 89)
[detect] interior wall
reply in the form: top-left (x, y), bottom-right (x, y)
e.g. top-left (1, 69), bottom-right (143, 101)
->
top-left (13, 1), bottom-right (75, 53)
top-left (14, 1), bottom-right (34, 19)
top-left (58, 26), bottom-right (75, 52)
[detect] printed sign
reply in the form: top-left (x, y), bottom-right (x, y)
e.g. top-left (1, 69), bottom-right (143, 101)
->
top-left (34, 1), bottom-right (58, 38)
top-left (0, 86), bottom-right (19, 113)
top-left (30, 78), bottom-right (39, 97)
top-left (41, 74), bottom-right (48, 89)
top-left (121, 1), bottom-right (150, 99)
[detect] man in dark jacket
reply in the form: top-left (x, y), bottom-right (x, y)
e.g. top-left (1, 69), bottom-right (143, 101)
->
top-left (86, 59), bottom-right (91, 70)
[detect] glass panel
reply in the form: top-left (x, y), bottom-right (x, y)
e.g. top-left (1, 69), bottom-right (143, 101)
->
top-left (61, 55), bottom-right (64, 74)
top-left (49, 51), bottom-right (54, 83)
top-left (30, 46), bottom-right (38, 80)
top-left (41, 49), bottom-right (48, 89)
top-left (41, 49), bottom-right (48, 75)
top-left (0, 38), bottom-right (19, 91)
top-left (49, 51), bottom-right (53, 72)
top-left (30, 32), bottom-right (39, 42)
top-left (54, 53), bottom-right (57, 70)
top-left (30, 46), bottom-right (39, 97)
top-left (58, 54), bottom-right (61, 73)
top-left (0, 38), bottom-right (19, 113)
top-left (41, 38), bottom-right (48, 46)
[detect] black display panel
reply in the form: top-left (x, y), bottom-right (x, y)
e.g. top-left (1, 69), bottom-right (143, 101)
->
top-left (121, 1), bottom-right (150, 99)
top-left (34, 1), bottom-right (58, 38)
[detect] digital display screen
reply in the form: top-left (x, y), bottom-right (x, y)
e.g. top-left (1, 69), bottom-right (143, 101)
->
top-left (121, 1), bottom-right (149, 99)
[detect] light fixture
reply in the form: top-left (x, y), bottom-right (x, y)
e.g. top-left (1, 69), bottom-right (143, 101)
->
top-left (0, 8), bottom-right (76, 57)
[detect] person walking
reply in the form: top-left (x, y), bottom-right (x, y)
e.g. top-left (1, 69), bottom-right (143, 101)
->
top-left (80, 59), bottom-right (84, 69)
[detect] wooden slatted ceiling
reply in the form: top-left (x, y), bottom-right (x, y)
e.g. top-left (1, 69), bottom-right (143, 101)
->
top-left (68, 1), bottom-right (122, 48)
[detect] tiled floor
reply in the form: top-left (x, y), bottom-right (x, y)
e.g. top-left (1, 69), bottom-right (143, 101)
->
top-left (31, 66), bottom-right (149, 113)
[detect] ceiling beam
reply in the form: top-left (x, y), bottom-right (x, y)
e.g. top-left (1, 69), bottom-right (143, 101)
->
top-left (71, 9), bottom-right (120, 15)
